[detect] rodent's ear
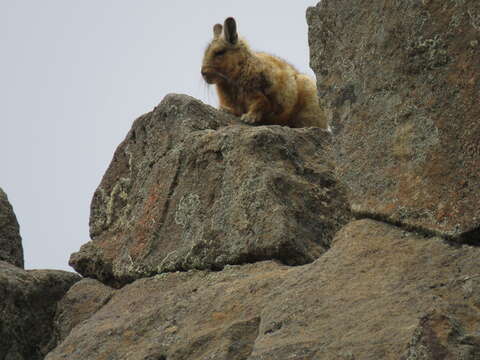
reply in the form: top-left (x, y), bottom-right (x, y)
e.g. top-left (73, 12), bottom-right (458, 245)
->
top-left (213, 24), bottom-right (222, 39)
top-left (224, 17), bottom-right (238, 45)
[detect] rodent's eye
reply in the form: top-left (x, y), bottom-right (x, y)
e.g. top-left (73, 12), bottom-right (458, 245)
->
top-left (214, 49), bottom-right (227, 57)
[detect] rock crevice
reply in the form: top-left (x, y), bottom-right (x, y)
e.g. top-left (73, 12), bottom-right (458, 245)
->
top-left (356, 210), bottom-right (480, 246)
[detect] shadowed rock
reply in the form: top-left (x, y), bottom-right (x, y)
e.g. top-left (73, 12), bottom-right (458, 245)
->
top-left (307, 0), bottom-right (480, 240)
top-left (0, 187), bottom-right (24, 267)
top-left (53, 278), bottom-right (115, 343)
top-left (70, 94), bottom-right (351, 286)
top-left (0, 261), bottom-right (80, 360)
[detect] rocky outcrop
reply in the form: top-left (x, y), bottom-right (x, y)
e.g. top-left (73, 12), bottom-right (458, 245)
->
top-left (43, 1), bottom-right (480, 358)
top-left (0, 261), bottom-right (80, 360)
top-left (0, 187), bottom-right (24, 267)
top-left (307, 0), bottom-right (480, 240)
top-left (46, 220), bottom-right (480, 359)
top-left (70, 94), bottom-right (351, 286)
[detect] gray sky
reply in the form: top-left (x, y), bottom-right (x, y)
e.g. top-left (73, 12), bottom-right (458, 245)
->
top-left (1, 1), bottom-right (317, 271)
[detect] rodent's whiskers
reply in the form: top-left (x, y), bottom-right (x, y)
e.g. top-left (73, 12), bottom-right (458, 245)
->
top-left (198, 76), bottom-right (212, 105)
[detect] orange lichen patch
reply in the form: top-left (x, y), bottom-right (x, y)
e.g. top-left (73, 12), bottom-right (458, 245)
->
top-left (96, 235), bottom-right (123, 260)
top-left (381, 202), bottom-right (398, 214)
top-left (211, 312), bottom-right (228, 322)
top-left (396, 173), bottom-right (422, 200)
top-left (129, 186), bottom-right (164, 259)
top-left (434, 201), bottom-right (459, 224)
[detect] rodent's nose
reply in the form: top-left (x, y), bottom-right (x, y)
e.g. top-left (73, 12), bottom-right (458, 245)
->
top-left (201, 67), bottom-right (214, 84)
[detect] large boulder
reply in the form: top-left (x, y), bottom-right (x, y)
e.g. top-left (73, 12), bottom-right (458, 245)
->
top-left (70, 94), bottom-right (351, 286)
top-left (0, 261), bottom-right (80, 360)
top-left (307, 0), bottom-right (480, 240)
top-left (0, 187), bottom-right (24, 267)
top-left (47, 220), bottom-right (480, 359)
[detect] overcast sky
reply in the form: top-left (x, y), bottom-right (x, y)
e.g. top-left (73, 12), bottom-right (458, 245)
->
top-left (1, 1), bottom-right (318, 272)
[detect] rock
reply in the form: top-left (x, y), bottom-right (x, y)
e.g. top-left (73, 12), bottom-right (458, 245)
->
top-left (307, 0), bottom-right (480, 240)
top-left (0, 187), bottom-right (24, 267)
top-left (403, 311), bottom-right (480, 360)
top-left (53, 278), bottom-right (115, 343)
top-left (250, 219), bottom-right (480, 359)
top-left (0, 261), bottom-right (80, 360)
top-left (46, 220), bottom-right (480, 359)
top-left (70, 93), bottom-right (351, 286)
top-left (46, 261), bottom-right (285, 360)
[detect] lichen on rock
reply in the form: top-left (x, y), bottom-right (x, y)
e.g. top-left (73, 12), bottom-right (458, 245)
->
top-left (307, 0), bottom-right (480, 240)
top-left (69, 94), bottom-right (351, 286)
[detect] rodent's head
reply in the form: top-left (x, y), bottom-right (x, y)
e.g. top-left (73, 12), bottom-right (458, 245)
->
top-left (201, 17), bottom-right (250, 85)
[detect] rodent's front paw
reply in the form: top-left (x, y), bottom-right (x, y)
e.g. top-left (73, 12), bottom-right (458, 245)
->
top-left (241, 113), bottom-right (261, 124)
top-left (219, 107), bottom-right (235, 115)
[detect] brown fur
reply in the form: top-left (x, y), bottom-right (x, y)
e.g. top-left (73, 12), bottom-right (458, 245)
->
top-left (201, 17), bottom-right (327, 129)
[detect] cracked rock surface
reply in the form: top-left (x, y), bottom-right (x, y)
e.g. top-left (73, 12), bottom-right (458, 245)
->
top-left (69, 94), bottom-right (350, 286)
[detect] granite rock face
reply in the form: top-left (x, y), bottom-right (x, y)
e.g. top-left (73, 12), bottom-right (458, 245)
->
top-left (0, 261), bottom-right (80, 360)
top-left (70, 94), bottom-right (351, 286)
top-left (0, 187), bottom-right (24, 268)
top-left (307, 0), bottom-right (480, 240)
top-left (47, 220), bottom-right (480, 359)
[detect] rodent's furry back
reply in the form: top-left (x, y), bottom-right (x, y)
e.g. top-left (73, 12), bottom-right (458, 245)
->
top-left (201, 17), bottom-right (327, 129)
